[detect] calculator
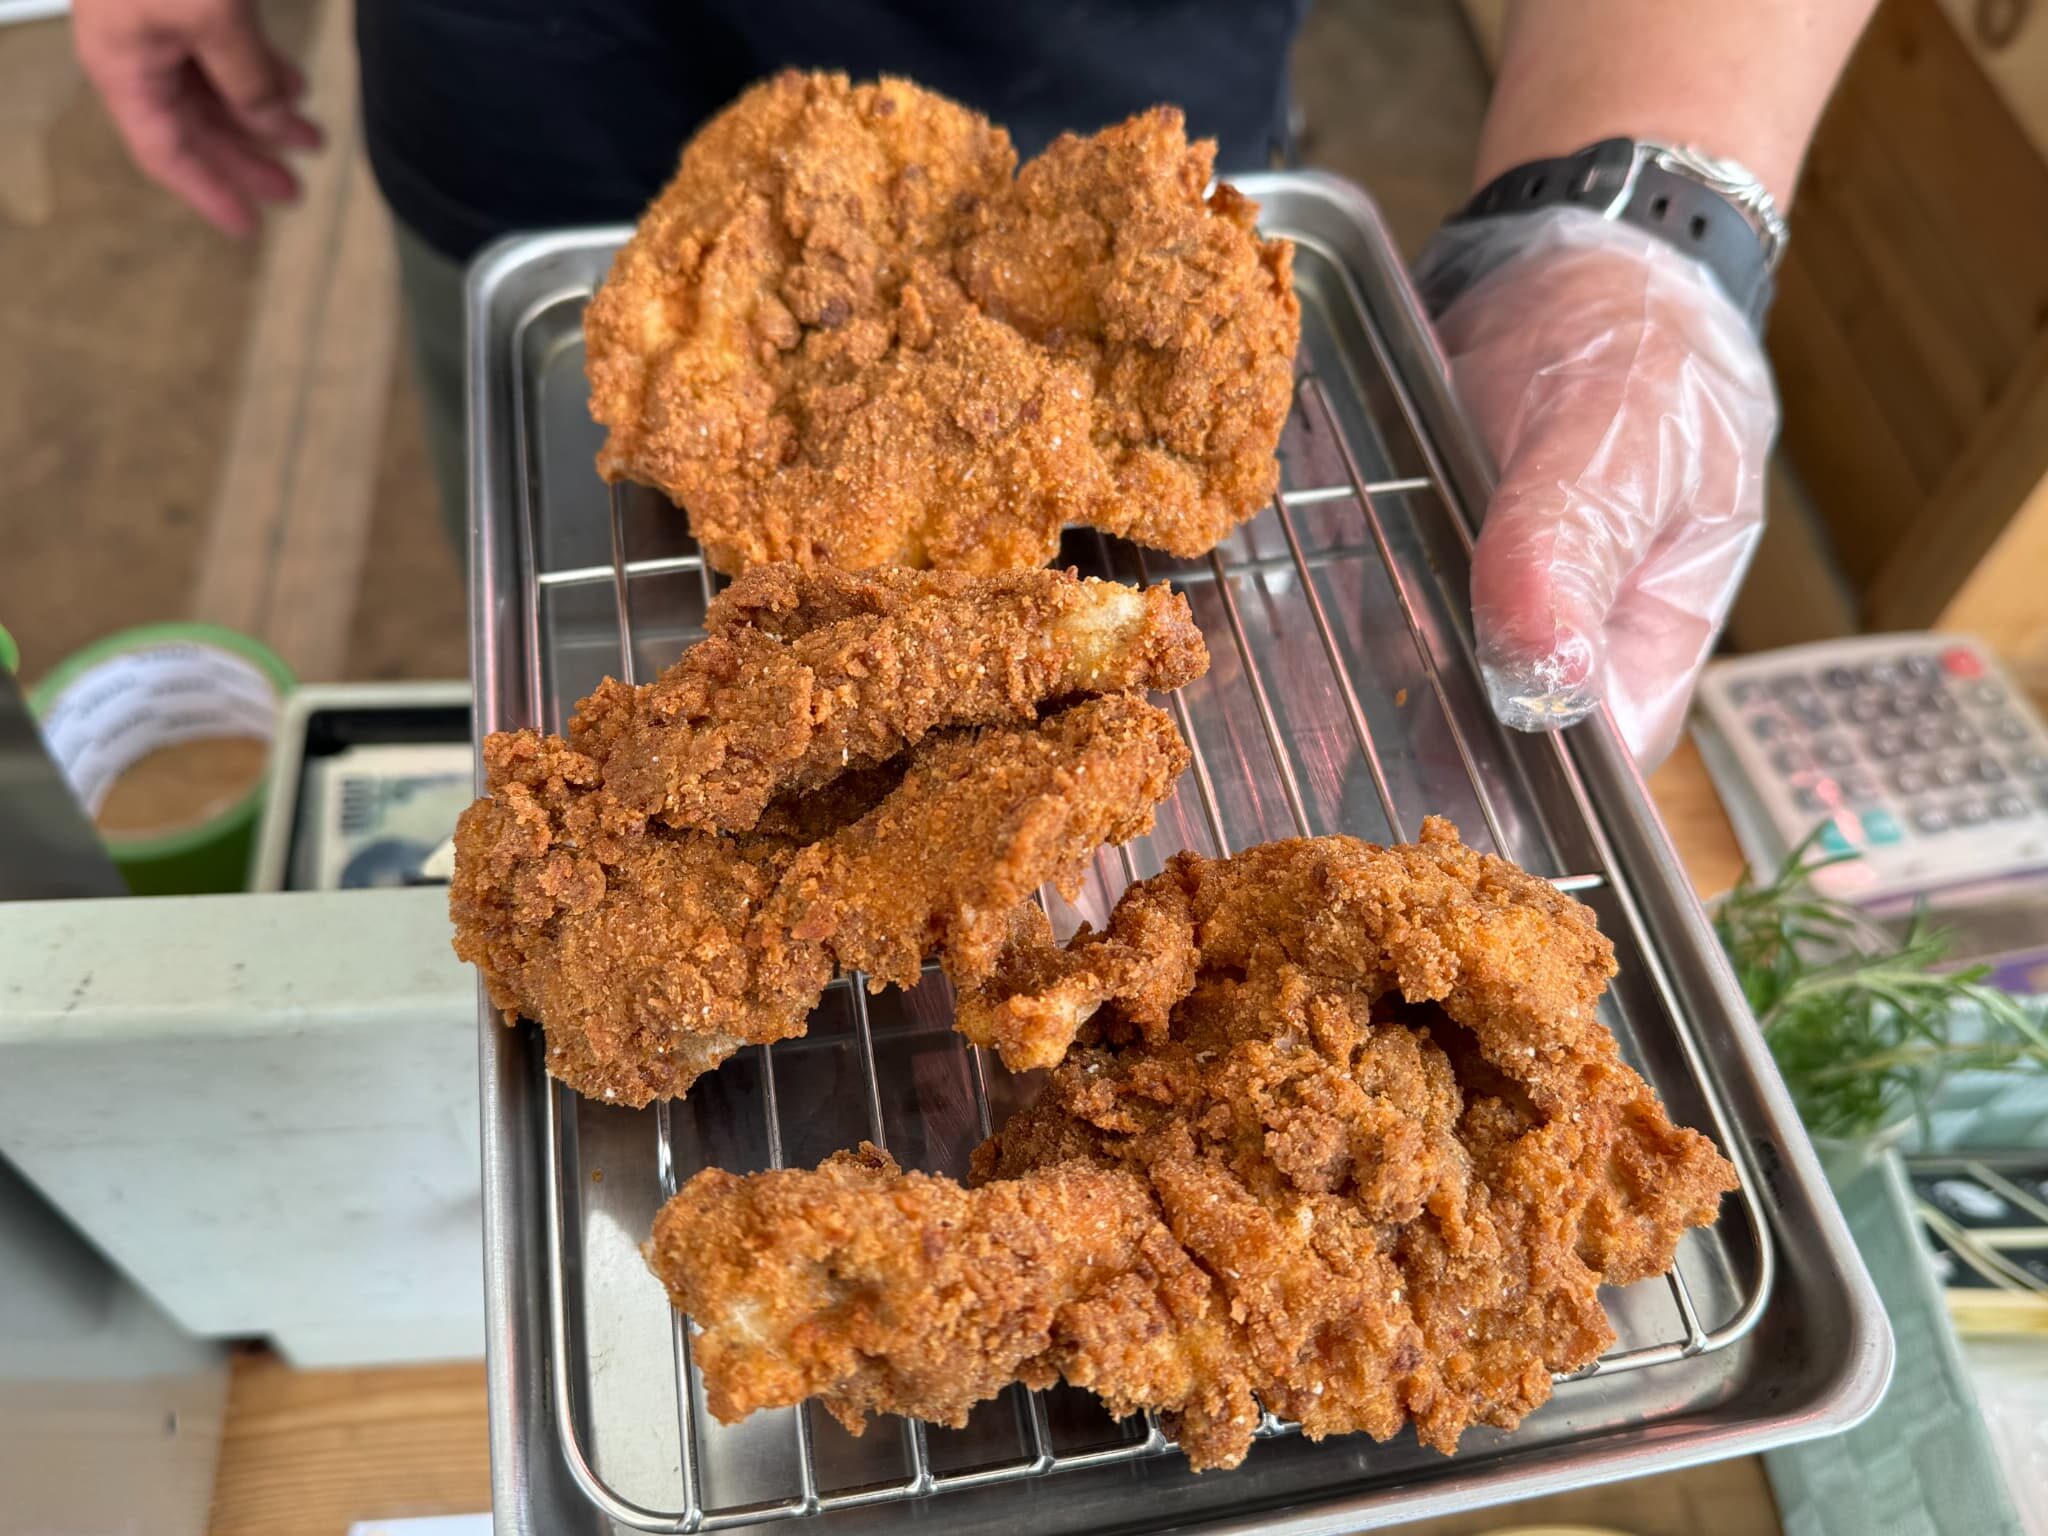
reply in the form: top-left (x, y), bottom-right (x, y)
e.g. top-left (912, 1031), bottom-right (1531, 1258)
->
top-left (1691, 634), bottom-right (2048, 901)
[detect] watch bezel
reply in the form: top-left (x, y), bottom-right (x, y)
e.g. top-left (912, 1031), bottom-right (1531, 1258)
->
top-left (1646, 142), bottom-right (1788, 271)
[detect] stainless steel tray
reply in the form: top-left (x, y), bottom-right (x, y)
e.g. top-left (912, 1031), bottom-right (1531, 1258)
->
top-left (467, 172), bottom-right (1891, 1536)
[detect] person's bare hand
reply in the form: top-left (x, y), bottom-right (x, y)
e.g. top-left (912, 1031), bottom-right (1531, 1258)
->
top-left (73, 0), bottom-right (323, 236)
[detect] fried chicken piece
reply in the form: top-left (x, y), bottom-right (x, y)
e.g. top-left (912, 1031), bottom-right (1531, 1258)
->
top-left (951, 879), bottom-right (1196, 1071)
top-left (952, 109), bottom-right (1298, 557)
top-left (449, 730), bottom-right (837, 1106)
top-left (585, 71), bottom-right (1299, 575)
top-left (451, 698), bottom-right (1189, 1105)
top-left (647, 821), bottom-right (1738, 1465)
top-left (769, 693), bottom-right (1189, 997)
top-left (647, 1144), bottom-right (1259, 1467)
top-left (569, 563), bottom-right (1206, 833)
top-left (973, 825), bottom-right (1737, 1450)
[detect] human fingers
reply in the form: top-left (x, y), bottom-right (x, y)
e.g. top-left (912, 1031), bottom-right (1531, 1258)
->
top-left (190, 84), bottom-right (302, 203)
top-left (98, 62), bottom-right (258, 234)
top-left (191, 4), bottom-right (323, 149)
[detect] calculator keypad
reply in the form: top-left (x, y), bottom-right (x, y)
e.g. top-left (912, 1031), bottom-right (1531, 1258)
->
top-left (1729, 645), bottom-right (2048, 861)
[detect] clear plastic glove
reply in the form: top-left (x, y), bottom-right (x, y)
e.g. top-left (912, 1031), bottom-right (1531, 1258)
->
top-left (1416, 206), bottom-right (1778, 767)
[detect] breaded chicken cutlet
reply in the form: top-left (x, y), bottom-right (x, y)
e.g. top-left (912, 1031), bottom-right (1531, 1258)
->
top-left (450, 565), bottom-right (1207, 1103)
top-left (646, 821), bottom-right (1739, 1467)
top-left (585, 70), bottom-right (1300, 575)
top-left (452, 695), bottom-right (1189, 1104)
top-left (655, 1145), bottom-right (1254, 1457)
top-left (572, 562), bottom-right (1207, 833)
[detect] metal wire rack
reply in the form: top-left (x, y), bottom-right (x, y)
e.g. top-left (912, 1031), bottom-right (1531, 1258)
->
top-left (508, 335), bottom-right (1777, 1529)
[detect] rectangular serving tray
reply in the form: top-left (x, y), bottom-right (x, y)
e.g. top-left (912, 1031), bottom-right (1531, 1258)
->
top-left (466, 171), bottom-right (1891, 1535)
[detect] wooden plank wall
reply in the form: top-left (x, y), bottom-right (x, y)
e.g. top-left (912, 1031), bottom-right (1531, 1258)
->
top-left (1880, 0), bottom-right (2048, 684)
top-left (1773, 0), bottom-right (2048, 631)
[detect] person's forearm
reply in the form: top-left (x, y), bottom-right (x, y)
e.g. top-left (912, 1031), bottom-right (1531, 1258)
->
top-left (1474, 0), bottom-right (1879, 209)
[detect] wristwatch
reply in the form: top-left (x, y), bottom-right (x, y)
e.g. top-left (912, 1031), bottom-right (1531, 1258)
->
top-left (1425, 138), bottom-right (1788, 330)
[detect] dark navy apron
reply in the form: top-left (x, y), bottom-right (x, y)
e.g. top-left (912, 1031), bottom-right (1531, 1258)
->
top-left (357, 0), bottom-right (1310, 261)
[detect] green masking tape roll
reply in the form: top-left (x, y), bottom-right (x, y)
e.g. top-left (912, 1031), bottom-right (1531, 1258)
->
top-left (30, 624), bottom-right (295, 895)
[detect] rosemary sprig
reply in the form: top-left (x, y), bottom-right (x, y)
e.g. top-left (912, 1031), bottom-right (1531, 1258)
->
top-left (1713, 833), bottom-right (2048, 1141)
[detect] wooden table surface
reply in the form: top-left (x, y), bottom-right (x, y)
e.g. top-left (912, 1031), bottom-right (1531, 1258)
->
top-left (208, 741), bottom-right (1769, 1536)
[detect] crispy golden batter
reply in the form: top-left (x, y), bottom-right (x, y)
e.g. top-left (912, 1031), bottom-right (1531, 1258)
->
top-left (647, 822), bottom-right (1737, 1466)
top-left (448, 731), bottom-right (835, 1105)
top-left (585, 71), bottom-right (1299, 574)
top-left (769, 694), bottom-right (1190, 997)
top-left (952, 879), bottom-right (1196, 1071)
top-left (450, 698), bottom-right (1189, 1105)
top-left (570, 563), bottom-right (1206, 833)
top-left (648, 1145), bottom-right (1257, 1461)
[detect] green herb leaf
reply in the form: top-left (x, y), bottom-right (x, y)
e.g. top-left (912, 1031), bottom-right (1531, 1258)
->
top-left (1713, 837), bottom-right (2048, 1141)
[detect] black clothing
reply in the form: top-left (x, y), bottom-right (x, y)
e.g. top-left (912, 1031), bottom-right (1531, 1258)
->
top-left (356, 0), bottom-right (1308, 261)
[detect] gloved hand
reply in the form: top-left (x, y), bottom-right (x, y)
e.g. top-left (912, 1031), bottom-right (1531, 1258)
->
top-left (1416, 206), bottom-right (1778, 767)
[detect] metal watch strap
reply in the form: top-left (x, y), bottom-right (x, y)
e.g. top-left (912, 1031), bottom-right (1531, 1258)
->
top-left (1452, 138), bottom-right (1781, 329)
